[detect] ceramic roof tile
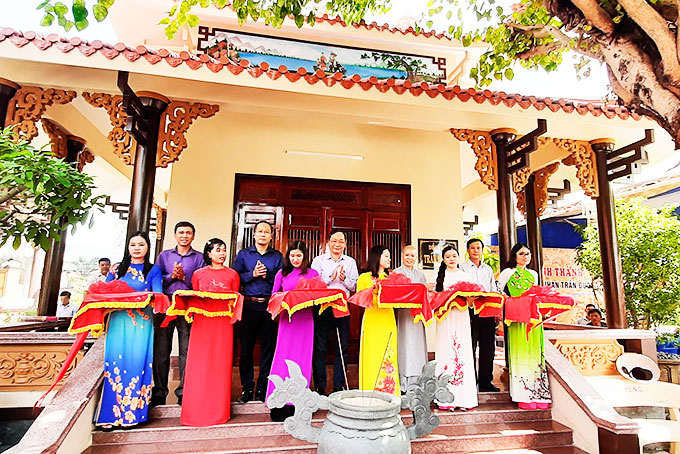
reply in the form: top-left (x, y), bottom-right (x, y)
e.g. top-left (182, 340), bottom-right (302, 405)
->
top-left (314, 14), bottom-right (451, 41)
top-left (0, 28), bottom-right (640, 122)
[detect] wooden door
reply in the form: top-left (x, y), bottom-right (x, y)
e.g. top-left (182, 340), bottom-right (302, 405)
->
top-left (368, 211), bottom-right (408, 269)
top-left (326, 209), bottom-right (367, 362)
top-left (283, 206), bottom-right (325, 258)
top-left (231, 203), bottom-right (284, 261)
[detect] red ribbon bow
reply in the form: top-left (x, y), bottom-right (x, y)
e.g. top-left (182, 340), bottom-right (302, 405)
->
top-left (268, 276), bottom-right (350, 319)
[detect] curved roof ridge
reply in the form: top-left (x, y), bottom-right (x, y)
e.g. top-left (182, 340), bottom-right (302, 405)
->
top-left (0, 28), bottom-right (640, 122)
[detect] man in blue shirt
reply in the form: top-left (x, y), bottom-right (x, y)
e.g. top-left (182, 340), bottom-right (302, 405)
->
top-left (232, 220), bottom-right (283, 403)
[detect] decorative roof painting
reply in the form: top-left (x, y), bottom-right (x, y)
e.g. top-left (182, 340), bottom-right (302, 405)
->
top-left (197, 26), bottom-right (446, 83)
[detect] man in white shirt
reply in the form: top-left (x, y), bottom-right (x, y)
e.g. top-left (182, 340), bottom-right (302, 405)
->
top-left (460, 238), bottom-right (500, 392)
top-left (55, 291), bottom-right (77, 318)
top-left (310, 230), bottom-right (359, 394)
top-left (84, 258), bottom-right (111, 296)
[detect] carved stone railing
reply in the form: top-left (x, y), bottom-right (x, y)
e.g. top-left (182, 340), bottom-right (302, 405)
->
top-left (6, 336), bottom-right (104, 454)
top-left (545, 329), bottom-right (658, 454)
top-left (0, 332), bottom-right (91, 391)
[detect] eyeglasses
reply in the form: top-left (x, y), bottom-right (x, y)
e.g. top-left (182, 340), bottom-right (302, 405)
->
top-left (517, 252), bottom-right (532, 257)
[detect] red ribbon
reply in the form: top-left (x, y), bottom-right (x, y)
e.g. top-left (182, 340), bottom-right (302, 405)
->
top-left (35, 280), bottom-right (170, 409)
top-left (167, 290), bottom-right (244, 324)
top-left (504, 285), bottom-right (576, 336)
top-left (35, 331), bottom-right (88, 410)
top-left (430, 281), bottom-right (505, 322)
top-left (348, 273), bottom-right (432, 322)
top-left (268, 276), bottom-right (349, 319)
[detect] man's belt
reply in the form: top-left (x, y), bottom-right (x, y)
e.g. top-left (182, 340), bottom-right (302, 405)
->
top-left (244, 296), bottom-right (269, 303)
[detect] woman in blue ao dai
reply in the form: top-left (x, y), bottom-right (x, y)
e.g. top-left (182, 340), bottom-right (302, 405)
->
top-left (98, 231), bottom-right (162, 429)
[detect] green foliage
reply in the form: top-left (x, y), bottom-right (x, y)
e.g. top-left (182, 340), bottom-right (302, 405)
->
top-left (425, 0), bottom-right (570, 87)
top-left (159, 0), bottom-right (390, 39)
top-left (37, 0), bottom-right (113, 31)
top-left (0, 127), bottom-right (104, 251)
top-left (38, 0), bottom-right (390, 39)
top-left (576, 198), bottom-right (680, 330)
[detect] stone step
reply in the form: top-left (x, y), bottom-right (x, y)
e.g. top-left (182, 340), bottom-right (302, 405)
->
top-left (478, 390), bottom-right (511, 403)
top-left (412, 420), bottom-right (573, 453)
top-left (89, 415), bottom-right (570, 454)
top-left (96, 403), bottom-right (551, 445)
top-left (447, 448), bottom-right (588, 454)
top-left (148, 391), bottom-right (513, 419)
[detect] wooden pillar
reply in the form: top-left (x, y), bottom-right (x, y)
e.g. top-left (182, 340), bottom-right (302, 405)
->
top-left (524, 174), bottom-right (543, 284)
top-left (125, 92), bottom-right (168, 240)
top-left (590, 139), bottom-right (627, 329)
top-left (155, 208), bottom-right (167, 259)
top-left (490, 128), bottom-right (518, 268)
top-left (37, 136), bottom-right (87, 316)
top-left (0, 78), bottom-right (19, 127)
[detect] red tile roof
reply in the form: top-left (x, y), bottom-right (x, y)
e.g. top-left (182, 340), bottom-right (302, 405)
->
top-left (314, 14), bottom-right (451, 41)
top-left (0, 28), bottom-right (641, 122)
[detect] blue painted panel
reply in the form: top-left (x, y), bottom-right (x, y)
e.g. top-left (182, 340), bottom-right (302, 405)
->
top-left (489, 218), bottom-right (587, 249)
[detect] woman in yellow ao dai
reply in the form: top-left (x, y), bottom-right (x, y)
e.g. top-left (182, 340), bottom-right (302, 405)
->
top-left (357, 245), bottom-right (400, 396)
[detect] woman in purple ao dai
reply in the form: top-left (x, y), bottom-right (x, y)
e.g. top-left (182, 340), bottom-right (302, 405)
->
top-left (266, 240), bottom-right (319, 421)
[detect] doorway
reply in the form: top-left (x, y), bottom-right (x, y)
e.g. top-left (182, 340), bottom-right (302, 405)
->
top-left (231, 174), bottom-right (411, 362)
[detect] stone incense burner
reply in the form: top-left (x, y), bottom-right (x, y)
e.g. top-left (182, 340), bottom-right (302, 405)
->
top-left (268, 360), bottom-right (453, 454)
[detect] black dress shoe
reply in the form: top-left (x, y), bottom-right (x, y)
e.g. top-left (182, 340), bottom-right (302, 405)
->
top-left (479, 384), bottom-right (501, 392)
top-left (150, 397), bottom-right (166, 407)
top-left (237, 390), bottom-right (254, 404)
top-left (255, 389), bottom-right (266, 402)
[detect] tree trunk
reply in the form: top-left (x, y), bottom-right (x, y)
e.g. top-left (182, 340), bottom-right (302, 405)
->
top-left (599, 38), bottom-right (680, 147)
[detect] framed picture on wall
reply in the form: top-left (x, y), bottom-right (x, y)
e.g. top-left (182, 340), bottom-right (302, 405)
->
top-left (418, 238), bottom-right (459, 270)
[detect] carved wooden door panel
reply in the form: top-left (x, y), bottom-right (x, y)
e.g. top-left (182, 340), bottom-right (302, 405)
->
top-left (326, 209), bottom-right (367, 363)
top-left (283, 206), bottom-right (325, 259)
top-left (368, 211), bottom-right (408, 269)
top-left (231, 203), bottom-right (284, 262)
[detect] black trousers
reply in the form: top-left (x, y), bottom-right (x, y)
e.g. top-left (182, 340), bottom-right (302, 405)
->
top-left (312, 308), bottom-right (350, 391)
top-left (152, 314), bottom-right (191, 403)
top-left (238, 299), bottom-right (278, 394)
top-left (470, 310), bottom-right (496, 388)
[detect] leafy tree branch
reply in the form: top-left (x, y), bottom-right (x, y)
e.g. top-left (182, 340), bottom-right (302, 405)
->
top-left (576, 198), bottom-right (680, 330)
top-left (0, 127), bottom-right (104, 251)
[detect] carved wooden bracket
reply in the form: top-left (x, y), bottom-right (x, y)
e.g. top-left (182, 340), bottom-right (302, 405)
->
top-left (513, 167), bottom-right (531, 194)
top-left (41, 118), bottom-right (94, 171)
top-left (83, 92), bottom-right (219, 168)
top-left (552, 338), bottom-right (624, 376)
top-left (40, 118), bottom-right (68, 159)
top-left (82, 92), bottom-right (133, 164)
top-left (76, 149), bottom-right (95, 172)
top-left (557, 139), bottom-right (599, 198)
top-left (451, 129), bottom-right (598, 199)
top-left (515, 162), bottom-right (560, 216)
top-left (450, 128), bottom-right (497, 190)
top-left (5, 87), bottom-right (77, 142)
top-left (154, 204), bottom-right (165, 238)
top-left (158, 101), bottom-right (220, 168)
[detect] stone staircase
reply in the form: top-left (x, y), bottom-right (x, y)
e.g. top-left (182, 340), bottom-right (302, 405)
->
top-left (84, 392), bottom-right (586, 454)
